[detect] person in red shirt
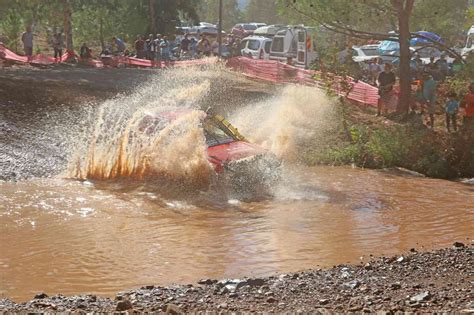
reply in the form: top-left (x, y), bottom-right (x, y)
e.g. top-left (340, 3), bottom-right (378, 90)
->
top-left (461, 82), bottom-right (474, 128)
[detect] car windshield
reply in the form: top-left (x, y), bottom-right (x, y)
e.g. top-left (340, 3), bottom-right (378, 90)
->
top-left (361, 48), bottom-right (378, 56)
top-left (203, 120), bottom-right (235, 146)
top-left (271, 37), bottom-right (284, 52)
top-left (243, 24), bottom-right (257, 30)
top-left (248, 40), bottom-right (260, 50)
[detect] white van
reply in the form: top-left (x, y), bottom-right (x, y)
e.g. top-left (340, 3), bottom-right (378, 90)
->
top-left (241, 36), bottom-right (272, 60)
top-left (269, 25), bottom-right (318, 68)
top-left (461, 25), bottom-right (474, 57)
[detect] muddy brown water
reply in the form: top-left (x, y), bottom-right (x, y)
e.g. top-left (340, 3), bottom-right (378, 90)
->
top-left (1, 67), bottom-right (473, 302)
top-left (1, 166), bottom-right (473, 302)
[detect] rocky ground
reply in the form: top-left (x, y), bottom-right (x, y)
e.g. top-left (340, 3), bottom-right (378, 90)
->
top-left (1, 243), bottom-right (472, 313)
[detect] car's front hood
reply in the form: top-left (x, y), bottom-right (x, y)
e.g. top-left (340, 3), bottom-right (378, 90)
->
top-left (207, 141), bottom-right (267, 164)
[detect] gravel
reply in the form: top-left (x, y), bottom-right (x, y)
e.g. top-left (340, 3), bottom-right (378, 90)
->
top-left (1, 243), bottom-right (472, 313)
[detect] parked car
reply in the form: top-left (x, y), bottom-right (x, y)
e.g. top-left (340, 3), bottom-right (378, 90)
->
top-left (253, 24), bottom-right (286, 37)
top-left (189, 22), bottom-right (222, 35)
top-left (231, 23), bottom-right (259, 38)
top-left (241, 36), bottom-right (272, 60)
top-left (352, 44), bottom-right (380, 63)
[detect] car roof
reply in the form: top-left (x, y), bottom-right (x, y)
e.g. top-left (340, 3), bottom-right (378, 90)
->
top-left (242, 35), bottom-right (271, 41)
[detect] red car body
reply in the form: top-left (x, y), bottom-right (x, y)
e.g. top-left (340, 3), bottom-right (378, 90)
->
top-left (139, 109), bottom-right (267, 173)
top-left (231, 23), bottom-right (258, 38)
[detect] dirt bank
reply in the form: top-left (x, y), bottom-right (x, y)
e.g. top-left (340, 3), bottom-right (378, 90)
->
top-left (0, 244), bottom-right (471, 313)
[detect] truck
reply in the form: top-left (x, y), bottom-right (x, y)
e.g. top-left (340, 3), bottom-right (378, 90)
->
top-left (461, 25), bottom-right (474, 57)
top-left (269, 25), bottom-right (318, 68)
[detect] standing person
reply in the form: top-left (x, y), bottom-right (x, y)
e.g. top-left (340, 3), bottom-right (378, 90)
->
top-left (369, 58), bottom-right (382, 86)
top-left (153, 34), bottom-right (162, 67)
top-left (134, 35), bottom-right (145, 59)
top-left (160, 36), bottom-right (170, 66)
top-left (190, 37), bottom-right (197, 59)
top-left (445, 92), bottom-right (459, 132)
top-left (180, 34), bottom-right (191, 58)
top-left (460, 82), bottom-right (474, 129)
top-left (80, 43), bottom-right (92, 60)
top-left (376, 63), bottom-right (396, 116)
top-left (425, 57), bottom-right (440, 81)
top-left (146, 34), bottom-right (155, 61)
top-left (197, 35), bottom-right (211, 57)
top-left (423, 74), bottom-right (438, 129)
top-left (21, 26), bottom-right (33, 57)
top-left (435, 54), bottom-right (449, 82)
top-left (112, 36), bottom-right (126, 55)
top-left (52, 33), bottom-right (64, 62)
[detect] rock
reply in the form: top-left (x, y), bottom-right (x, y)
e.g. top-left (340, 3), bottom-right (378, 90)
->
top-left (165, 304), bottom-right (181, 314)
top-left (247, 278), bottom-right (265, 287)
top-left (197, 279), bottom-right (216, 285)
top-left (34, 293), bottom-right (49, 299)
top-left (344, 280), bottom-right (361, 289)
top-left (319, 299), bottom-right (329, 305)
top-left (267, 297), bottom-right (278, 303)
top-left (363, 263), bottom-right (373, 270)
top-left (145, 285), bottom-right (154, 290)
top-left (229, 292), bottom-right (238, 298)
top-left (410, 291), bottom-right (431, 303)
top-left (116, 300), bottom-right (133, 312)
top-left (453, 242), bottom-right (465, 249)
top-left (391, 282), bottom-right (401, 290)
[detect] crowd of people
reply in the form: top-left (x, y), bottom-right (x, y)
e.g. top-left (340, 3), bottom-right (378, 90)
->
top-left (374, 60), bottom-right (473, 132)
top-left (95, 33), bottom-right (246, 64)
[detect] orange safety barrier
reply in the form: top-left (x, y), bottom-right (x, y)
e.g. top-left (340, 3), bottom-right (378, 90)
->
top-left (1, 43), bottom-right (381, 107)
top-left (227, 57), bottom-right (380, 107)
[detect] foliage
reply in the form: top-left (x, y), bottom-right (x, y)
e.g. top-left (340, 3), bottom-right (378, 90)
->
top-left (0, 0), bottom-right (201, 52)
top-left (197, 0), bottom-right (241, 30)
top-left (244, 0), bottom-right (291, 25)
top-left (305, 107), bottom-right (474, 179)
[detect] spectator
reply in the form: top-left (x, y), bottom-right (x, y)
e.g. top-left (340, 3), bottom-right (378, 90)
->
top-left (369, 58), bottom-right (382, 86)
top-left (52, 33), bottom-right (64, 62)
top-left (80, 43), bottom-right (92, 60)
top-left (376, 63), bottom-right (396, 116)
top-left (134, 35), bottom-right (145, 59)
top-left (160, 35), bottom-right (171, 66)
top-left (197, 35), bottom-right (211, 57)
top-left (21, 26), bottom-right (33, 57)
top-left (154, 34), bottom-right (162, 67)
top-left (180, 34), bottom-right (191, 57)
top-left (112, 36), bottom-right (126, 54)
top-left (146, 34), bottom-right (155, 61)
top-left (460, 82), bottom-right (474, 128)
top-left (423, 74), bottom-right (438, 129)
top-left (413, 53), bottom-right (424, 79)
top-left (452, 57), bottom-right (463, 74)
top-left (445, 92), bottom-right (459, 132)
top-left (435, 54), bottom-right (449, 82)
top-left (190, 37), bottom-right (198, 58)
top-left (425, 56), bottom-right (440, 81)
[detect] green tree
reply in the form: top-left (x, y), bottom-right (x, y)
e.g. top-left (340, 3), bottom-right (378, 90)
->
top-left (245, 0), bottom-right (291, 24)
top-left (197, 0), bottom-right (241, 30)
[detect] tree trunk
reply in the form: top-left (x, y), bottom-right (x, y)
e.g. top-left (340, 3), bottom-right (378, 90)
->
top-left (99, 16), bottom-right (104, 50)
top-left (62, 0), bottom-right (73, 52)
top-left (395, 0), bottom-right (414, 114)
top-left (149, 0), bottom-right (157, 34)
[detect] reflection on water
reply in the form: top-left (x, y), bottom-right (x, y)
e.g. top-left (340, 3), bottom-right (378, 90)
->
top-left (1, 165), bottom-right (473, 302)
